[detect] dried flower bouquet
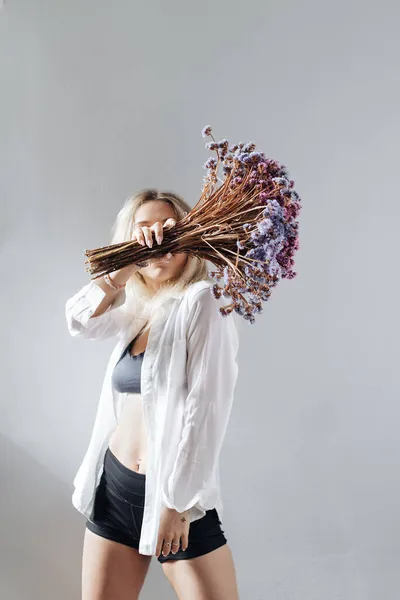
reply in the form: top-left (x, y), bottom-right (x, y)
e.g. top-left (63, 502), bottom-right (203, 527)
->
top-left (84, 125), bottom-right (302, 323)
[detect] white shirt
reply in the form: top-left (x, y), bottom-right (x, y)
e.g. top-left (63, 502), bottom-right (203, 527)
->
top-left (65, 278), bottom-right (239, 555)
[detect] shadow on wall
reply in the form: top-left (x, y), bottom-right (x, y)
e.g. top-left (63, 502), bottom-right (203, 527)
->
top-left (0, 432), bottom-right (82, 599)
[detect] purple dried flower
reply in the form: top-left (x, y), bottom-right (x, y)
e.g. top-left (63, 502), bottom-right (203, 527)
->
top-left (244, 142), bottom-right (256, 152)
top-left (202, 125), bottom-right (212, 138)
top-left (198, 127), bottom-right (302, 322)
top-left (257, 218), bottom-right (273, 234)
top-left (203, 157), bottom-right (218, 170)
top-left (210, 283), bottom-right (222, 299)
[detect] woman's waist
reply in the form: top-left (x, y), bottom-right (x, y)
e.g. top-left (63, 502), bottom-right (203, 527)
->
top-left (108, 429), bottom-right (148, 474)
top-left (116, 391), bottom-right (144, 423)
top-left (110, 392), bottom-right (148, 473)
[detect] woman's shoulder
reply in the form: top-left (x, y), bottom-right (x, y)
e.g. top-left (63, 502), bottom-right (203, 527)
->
top-left (183, 279), bottom-right (240, 340)
top-left (183, 279), bottom-right (229, 321)
top-left (183, 279), bottom-right (213, 306)
top-left (186, 279), bottom-right (212, 295)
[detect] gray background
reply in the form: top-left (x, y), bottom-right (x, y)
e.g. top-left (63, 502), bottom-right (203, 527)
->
top-left (1, 0), bottom-right (399, 598)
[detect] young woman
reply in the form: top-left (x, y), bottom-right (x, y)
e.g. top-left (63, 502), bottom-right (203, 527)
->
top-left (66, 189), bottom-right (240, 599)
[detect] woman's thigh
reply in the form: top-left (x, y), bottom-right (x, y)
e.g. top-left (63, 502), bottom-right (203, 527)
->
top-left (161, 543), bottom-right (240, 600)
top-left (82, 528), bottom-right (152, 600)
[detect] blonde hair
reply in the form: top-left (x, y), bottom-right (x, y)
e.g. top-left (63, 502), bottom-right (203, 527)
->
top-left (110, 189), bottom-right (212, 332)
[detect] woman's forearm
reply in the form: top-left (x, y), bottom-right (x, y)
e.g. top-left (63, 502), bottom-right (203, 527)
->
top-left (90, 264), bottom-right (140, 318)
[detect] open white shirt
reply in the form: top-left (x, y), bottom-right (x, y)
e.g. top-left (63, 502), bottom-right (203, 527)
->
top-left (65, 278), bottom-right (239, 555)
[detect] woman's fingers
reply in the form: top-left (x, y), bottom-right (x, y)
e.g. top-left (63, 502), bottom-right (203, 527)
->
top-left (155, 533), bottom-right (182, 557)
top-left (162, 538), bottom-right (173, 557)
top-left (141, 226), bottom-right (154, 248)
top-left (163, 217), bottom-right (177, 229)
top-left (180, 531), bottom-right (189, 552)
top-left (133, 226), bottom-right (145, 246)
top-left (155, 535), bottom-right (162, 558)
top-left (133, 217), bottom-right (177, 250)
top-left (149, 218), bottom-right (176, 245)
top-left (156, 534), bottom-right (171, 558)
top-left (132, 225), bottom-right (154, 247)
top-left (152, 221), bottom-right (164, 245)
top-left (171, 537), bottom-right (181, 555)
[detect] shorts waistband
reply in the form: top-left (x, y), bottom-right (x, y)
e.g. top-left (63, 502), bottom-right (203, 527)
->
top-left (104, 447), bottom-right (146, 498)
top-left (105, 447), bottom-right (146, 477)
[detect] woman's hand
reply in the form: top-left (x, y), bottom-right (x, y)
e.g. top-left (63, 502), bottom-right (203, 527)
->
top-left (133, 217), bottom-right (177, 249)
top-left (93, 217), bottom-right (176, 290)
top-left (132, 217), bottom-right (177, 269)
top-left (155, 506), bottom-right (190, 557)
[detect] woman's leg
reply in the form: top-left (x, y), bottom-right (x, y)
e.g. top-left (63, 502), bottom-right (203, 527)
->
top-left (161, 543), bottom-right (240, 600)
top-left (82, 528), bottom-right (152, 600)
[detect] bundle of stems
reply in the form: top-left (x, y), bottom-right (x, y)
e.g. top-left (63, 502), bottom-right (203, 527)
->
top-left (84, 126), bottom-right (302, 323)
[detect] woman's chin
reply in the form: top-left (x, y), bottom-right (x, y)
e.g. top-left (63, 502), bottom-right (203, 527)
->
top-left (147, 265), bottom-right (176, 282)
top-left (151, 264), bottom-right (170, 275)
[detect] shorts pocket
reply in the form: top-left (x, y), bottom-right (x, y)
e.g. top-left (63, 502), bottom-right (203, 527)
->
top-left (106, 482), bottom-right (131, 504)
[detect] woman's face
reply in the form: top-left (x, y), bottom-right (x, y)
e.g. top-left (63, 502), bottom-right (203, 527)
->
top-left (133, 200), bottom-right (188, 289)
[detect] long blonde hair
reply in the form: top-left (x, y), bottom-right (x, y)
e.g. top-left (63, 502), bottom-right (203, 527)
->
top-left (110, 189), bottom-right (212, 332)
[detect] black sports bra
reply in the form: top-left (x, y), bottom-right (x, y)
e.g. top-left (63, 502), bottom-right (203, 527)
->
top-left (111, 338), bottom-right (145, 394)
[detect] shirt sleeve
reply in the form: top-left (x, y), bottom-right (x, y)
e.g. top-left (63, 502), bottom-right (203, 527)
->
top-left (161, 286), bottom-right (240, 513)
top-left (65, 279), bottom-right (128, 340)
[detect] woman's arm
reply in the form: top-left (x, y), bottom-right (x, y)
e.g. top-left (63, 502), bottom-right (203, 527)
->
top-left (65, 265), bottom-right (139, 340)
top-left (67, 218), bottom-right (176, 341)
top-left (161, 287), bottom-right (240, 513)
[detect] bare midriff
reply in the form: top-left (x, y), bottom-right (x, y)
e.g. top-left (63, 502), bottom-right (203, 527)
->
top-left (108, 326), bottom-right (149, 474)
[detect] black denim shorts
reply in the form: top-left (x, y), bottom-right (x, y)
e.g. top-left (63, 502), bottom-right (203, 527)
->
top-left (86, 447), bottom-right (227, 563)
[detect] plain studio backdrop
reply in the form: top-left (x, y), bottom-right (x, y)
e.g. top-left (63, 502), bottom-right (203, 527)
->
top-left (1, 1), bottom-right (399, 598)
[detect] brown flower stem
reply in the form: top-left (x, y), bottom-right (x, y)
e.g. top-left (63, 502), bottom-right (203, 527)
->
top-left (201, 238), bottom-right (243, 279)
